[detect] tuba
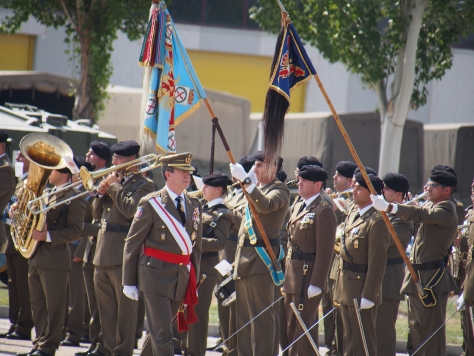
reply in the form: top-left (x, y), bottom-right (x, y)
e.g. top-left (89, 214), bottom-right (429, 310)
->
top-left (10, 133), bottom-right (74, 259)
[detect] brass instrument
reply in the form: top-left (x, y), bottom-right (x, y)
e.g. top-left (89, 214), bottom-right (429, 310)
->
top-left (27, 153), bottom-right (161, 215)
top-left (286, 179), bottom-right (297, 187)
top-left (330, 190), bottom-right (353, 198)
top-left (405, 192), bottom-right (428, 205)
top-left (10, 133), bottom-right (74, 259)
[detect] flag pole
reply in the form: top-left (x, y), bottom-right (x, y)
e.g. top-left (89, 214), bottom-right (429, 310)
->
top-left (274, 2), bottom-right (425, 298)
top-left (203, 98), bottom-right (283, 273)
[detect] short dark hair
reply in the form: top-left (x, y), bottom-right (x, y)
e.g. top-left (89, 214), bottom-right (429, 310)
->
top-left (161, 166), bottom-right (175, 181)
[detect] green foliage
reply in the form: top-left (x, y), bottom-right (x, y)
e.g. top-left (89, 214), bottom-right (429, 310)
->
top-left (0, 0), bottom-right (154, 121)
top-left (250, 0), bottom-right (474, 109)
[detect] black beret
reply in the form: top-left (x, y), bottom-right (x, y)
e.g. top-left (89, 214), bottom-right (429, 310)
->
top-left (0, 129), bottom-right (8, 143)
top-left (298, 165), bottom-right (328, 182)
top-left (90, 141), bottom-right (112, 162)
top-left (382, 172), bottom-right (409, 193)
top-left (111, 140), bottom-right (140, 157)
top-left (74, 156), bottom-right (94, 172)
top-left (354, 172), bottom-right (384, 195)
top-left (56, 167), bottom-right (71, 174)
top-left (202, 172), bottom-right (231, 188)
top-left (354, 166), bottom-right (377, 176)
top-left (297, 156), bottom-right (323, 169)
top-left (335, 161), bottom-right (358, 178)
top-left (239, 155), bottom-right (256, 173)
top-left (430, 166), bottom-right (457, 187)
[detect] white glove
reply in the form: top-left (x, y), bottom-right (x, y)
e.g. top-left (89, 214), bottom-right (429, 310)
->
top-left (360, 297), bottom-right (375, 309)
top-left (123, 285), bottom-right (139, 301)
top-left (307, 285), bottom-right (322, 299)
top-left (192, 175), bottom-right (204, 190)
top-left (370, 194), bottom-right (389, 211)
top-left (229, 163), bottom-right (249, 182)
top-left (457, 293), bottom-right (465, 311)
top-left (248, 165), bottom-right (257, 185)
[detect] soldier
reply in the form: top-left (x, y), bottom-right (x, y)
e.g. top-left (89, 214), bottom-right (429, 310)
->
top-left (123, 152), bottom-right (202, 356)
top-left (183, 172), bottom-right (234, 356)
top-left (92, 140), bottom-right (154, 356)
top-left (371, 165), bottom-right (459, 356)
top-left (283, 164), bottom-right (337, 355)
top-left (15, 166), bottom-right (85, 356)
top-left (62, 157), bottom-right (94, 347)
top-left (456, 180), bottom-right (474, 355)
top-left (333, 169), bottom-right (390, 356)
top-left (229, 150), bottom-right (290, 356)
top-left (376, 173), bottom-right (413, 355)
top-left (326, 160), bottom-right (357, 355)
top-left (0, 131), bottom-right (25, 339)
top-left (220, 155), bottom-right (255, 356)
top-left (74, 142), bottom-right (112, 356)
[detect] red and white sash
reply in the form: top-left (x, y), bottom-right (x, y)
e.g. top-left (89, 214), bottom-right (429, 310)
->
top-left (149, 196), bottom-right (193, 255)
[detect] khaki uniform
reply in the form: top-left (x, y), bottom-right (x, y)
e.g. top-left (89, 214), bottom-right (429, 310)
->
top-left (184, 202), bottom-right (234, 356)
top-left (4, 173), bottom-right (34, 337)
top-left (217, 190), bottom-right (246, 356)
top-left (376, 215), bottom-right (412, 355)
top-left (333, 207), bottom-right (390, 356)
top-left (458, 206), bottom-right (474, 355)
top-left (283, 195), bottom-right (337, 356)
top-left (29, 187), bottom-right (85, 356)
top-left (92, 173), bottom-right (154, 356)
top-left (397, 201), bottom-right (458, 356)
top-left (123, 187), bottom-right (202, 356)
top-left (0, 154), bottom-right (15, 245)
top-left (234, 180), bottom-right (290, 356)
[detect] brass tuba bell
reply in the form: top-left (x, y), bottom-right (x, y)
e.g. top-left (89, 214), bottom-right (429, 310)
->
top-left (10, 133), bottom-right (74, 259)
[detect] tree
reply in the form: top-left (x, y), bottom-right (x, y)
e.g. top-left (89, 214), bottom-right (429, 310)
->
top-left (251, 0), bottom-right (474, 175)
top-left (0, 0), bottom-right (152, 122)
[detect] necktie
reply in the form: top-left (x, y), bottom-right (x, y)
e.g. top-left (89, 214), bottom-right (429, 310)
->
top-left (175, 196), bottom-right (186, 225)
top-left (297, 202), bottom-right (306, 215)
top-left (353, 213), bottom-right (360, 222)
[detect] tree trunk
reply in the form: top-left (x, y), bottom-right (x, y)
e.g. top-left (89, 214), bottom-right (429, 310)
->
top-left (378, 0), bottom-right (428, 176)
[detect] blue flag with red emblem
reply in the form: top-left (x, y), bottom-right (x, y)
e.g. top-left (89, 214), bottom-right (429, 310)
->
top-left (269, 23), bottom-right (316, 105)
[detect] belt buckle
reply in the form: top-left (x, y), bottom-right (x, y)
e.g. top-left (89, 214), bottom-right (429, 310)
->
top-left (101, 221), bottom-right (107, 232)
top-left (287, 247), bottom-right (292, 260)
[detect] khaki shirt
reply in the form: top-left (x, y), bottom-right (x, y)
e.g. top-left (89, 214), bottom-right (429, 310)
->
top-left (122, 187), bottom-right (202, 301)
top-left (283, 195), bottom-right (337, 294)
top-left (334, 207), bottom-right (390, 305)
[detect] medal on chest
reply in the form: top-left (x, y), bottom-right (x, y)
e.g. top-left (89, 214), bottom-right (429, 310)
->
top-left (300, 213), bottom-right (315, 230)
top-left (191, 207), bottom-right (200, 240)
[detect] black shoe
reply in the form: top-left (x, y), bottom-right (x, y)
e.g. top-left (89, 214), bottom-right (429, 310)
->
top-left (1, 325), bottom-right (16, 337)
top-left (74, 352), bottom-right (90, 356)
top-left (30, 351), bottom-right (50, 356)
top-left (88, 351), bottom-right (106, 356)
top-left (16, 352), bottom-right (34, 356)
top-left (61, 339), bottom-right (80, 347)
top-left (7, 331), bottom-right (31, 341)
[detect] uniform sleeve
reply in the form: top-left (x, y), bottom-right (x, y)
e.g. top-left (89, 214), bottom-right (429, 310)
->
top-left (310, 206), bottom-right (337, 290)
top-left (107, 180), bottom-right (155, 219)
top-left (396, 202), bottom-right (455, 226)
top-left (49, 196), bottom-right (86, 246)
top-left (247, 185), bottom-right (290, 214)
top-left (391, 218), bottom-right (412, 248)
top-left (74, 236), bottom-right (88, 259)
top-left (362, 217), bottom-right (389, 302)
top-left (202, 213), bottom-right (234, 252)
top-left (123, 197), bottom-right (154, 286)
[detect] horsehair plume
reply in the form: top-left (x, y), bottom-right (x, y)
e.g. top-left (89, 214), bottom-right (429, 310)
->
top-left (262, 25), bottom-right (288, 169)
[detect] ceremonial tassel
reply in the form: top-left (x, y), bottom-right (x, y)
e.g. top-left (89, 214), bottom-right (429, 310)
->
top-left (186, 305), bottom-right (199, 324)
top-left (177, 307), bottom-right (189, 332)
top-left (262, 24), bottom-right (288, 169)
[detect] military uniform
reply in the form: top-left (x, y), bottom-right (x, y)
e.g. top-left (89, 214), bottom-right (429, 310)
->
top-left (333, 207), bottom-right (390, 356)
top-left (218, 189), bottom-right (246, 356)
top-left (29, 186), bottom-right (85, 355)
top-left (234, 179), bottom-right (290, 356)
top-left (0, 153), bottom-right (15, 246)
top-left (283, 194), bottom-right (337, 356)
top-left (396, 200), bottom-right (458, 356)
top-left (123, 186), bottom-right (202, 356)
top-left (184, 200), bottom-right (234, 356)
top-left (462, 205), bottom-right (474, 355)
top-left (375, 214), bottom-right (412, 355)
top-left (92, 172), bottom-right (154, 355)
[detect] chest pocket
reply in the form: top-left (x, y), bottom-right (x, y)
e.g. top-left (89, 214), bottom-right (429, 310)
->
top-left (298, 213), bottom-right (315, 230)
top-left (347, 226), bottom-right (367, 250)
top-left (153, 224), bottom-right (168, 243)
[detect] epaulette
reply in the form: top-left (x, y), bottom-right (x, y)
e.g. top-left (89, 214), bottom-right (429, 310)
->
top-left (456, 200), bottom-right (464, 207)
top-left (373, 211), bottom-right (381, 218)
top-left (321, 199), bottom-right (329, 207)
top-left (144, 177), bottom-right (154, 183)
top-left (145, 191), bottom-right (162, 200)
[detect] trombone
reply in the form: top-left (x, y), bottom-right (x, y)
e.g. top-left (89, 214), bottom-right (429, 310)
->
top-left (329, 190), bottom-right (353, 198)
top-left (27, 153), bottom-right (161, 215)
top-left (405, 192), bottom-right (428, 205)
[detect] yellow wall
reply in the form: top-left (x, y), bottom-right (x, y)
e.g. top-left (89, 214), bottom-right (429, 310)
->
top-left (187, 50), bottom-right (306, 113)
top-left (0, 34), bottom-right (35, 70)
